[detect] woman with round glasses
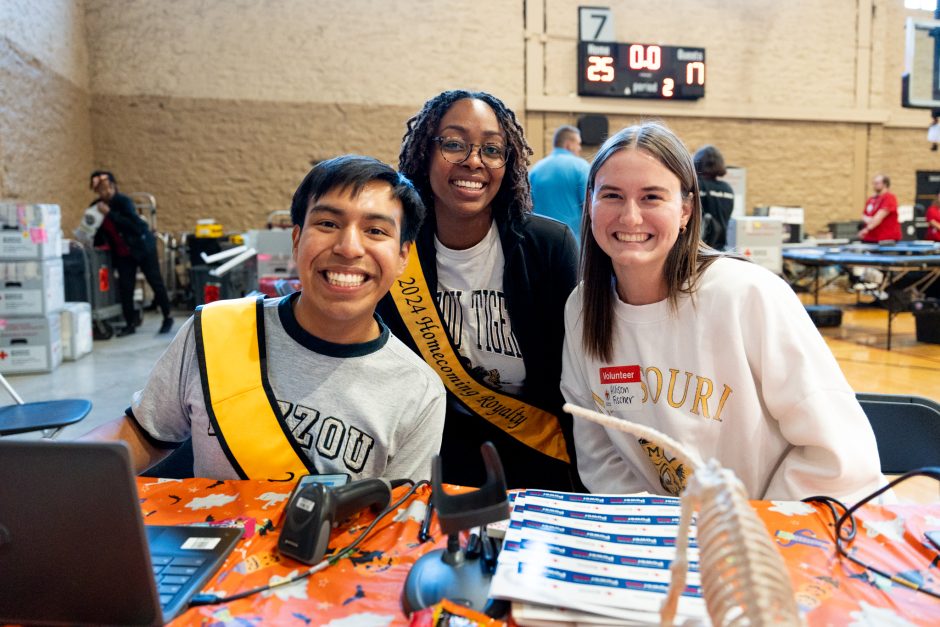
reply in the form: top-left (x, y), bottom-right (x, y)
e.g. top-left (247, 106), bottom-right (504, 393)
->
top-left (377, 90), bottom-right (582, 491)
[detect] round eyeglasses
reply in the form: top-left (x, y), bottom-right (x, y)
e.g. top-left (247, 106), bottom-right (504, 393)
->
top-left (431, 136), bottom-right (509, 169)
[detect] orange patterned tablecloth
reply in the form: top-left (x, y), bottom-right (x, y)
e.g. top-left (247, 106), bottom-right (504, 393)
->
top-left (136, 478), bottom-right (940, 625)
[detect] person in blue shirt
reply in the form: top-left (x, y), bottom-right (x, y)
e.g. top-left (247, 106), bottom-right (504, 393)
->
top-left (529, 125), bottom-right (590, 241)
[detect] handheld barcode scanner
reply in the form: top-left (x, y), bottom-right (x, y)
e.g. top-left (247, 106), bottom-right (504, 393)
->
top-left (278, 477), bottom-right (391, 564)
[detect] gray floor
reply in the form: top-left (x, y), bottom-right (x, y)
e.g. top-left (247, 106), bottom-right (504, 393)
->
top-left (4, 310), bottom-right (185, 441)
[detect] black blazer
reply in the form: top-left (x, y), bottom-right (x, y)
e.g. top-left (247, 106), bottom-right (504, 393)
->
top-left (377, 212), bottom-right (582, 491)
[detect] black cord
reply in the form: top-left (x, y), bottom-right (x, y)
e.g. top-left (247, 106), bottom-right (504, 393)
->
top-left (336, 479), bottom-right (428, 557)
top-left (803, 467), bottom-right (940, 600)
top-left (418, 500), bottom-right (434, 543)
top-left (802, 494), bottom-right (856, 543)
top-left (189, 479), bottom-right (430, 608)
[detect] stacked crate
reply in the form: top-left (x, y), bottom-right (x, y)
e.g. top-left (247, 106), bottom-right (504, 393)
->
top-left (0, 203), bottom-right (67, 373)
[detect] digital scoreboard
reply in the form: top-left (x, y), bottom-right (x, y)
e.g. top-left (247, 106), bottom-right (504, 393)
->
top-left (577, 41), bottom-right (706, 100)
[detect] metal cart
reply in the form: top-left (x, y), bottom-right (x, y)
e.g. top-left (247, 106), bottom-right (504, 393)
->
top-left (62, 240), bottom-right (123, 340)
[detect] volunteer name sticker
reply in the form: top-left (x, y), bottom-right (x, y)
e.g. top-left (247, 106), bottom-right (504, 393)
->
top-left (599, 365), bottom-right (642, 412)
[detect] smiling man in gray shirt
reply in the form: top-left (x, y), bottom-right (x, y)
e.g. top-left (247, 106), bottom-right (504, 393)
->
top-left (83, 156), bottom-right (445, 482)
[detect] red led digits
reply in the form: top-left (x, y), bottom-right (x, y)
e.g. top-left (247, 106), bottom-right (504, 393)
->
top-left (628, 45), bottom-right (661, 71)
top-left (578, 42), bottom-right (705, 100)
top-left (662, 78), bottom-right (675, 98)
top-left (587, 55), bottom-right (615, 82)
top-left (686, 61), bottom-right (705, 85)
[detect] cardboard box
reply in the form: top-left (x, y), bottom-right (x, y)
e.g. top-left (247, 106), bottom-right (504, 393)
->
top-left (0, 314), bottom-right (62, 374)
top-left (0, 228), bottom-right (64, 260)
top-left (60, 301), bottom-right (93, 361)
top-left (0, 203), bottom-right (61, 229)
top-left (0, 258), bottom-right (65, 316)
top-left (0, 203), bottom-right (63, 260)
top-left (728, 217), bottom-right (784, 274)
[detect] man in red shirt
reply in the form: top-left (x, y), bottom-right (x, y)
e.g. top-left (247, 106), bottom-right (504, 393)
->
top-left (926, 191), bottom-right (940, 242)
top-left (858, 174), bottom-right (901, 242)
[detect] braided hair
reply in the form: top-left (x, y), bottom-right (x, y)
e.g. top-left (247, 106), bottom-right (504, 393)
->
top-left (398, 90), bottom-right (534, 228)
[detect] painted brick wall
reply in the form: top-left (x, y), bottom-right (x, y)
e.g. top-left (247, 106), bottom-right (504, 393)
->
top-left (0, 0), bottom-right (93, 225)
top-left (90, 95), bottom-right (416, 232)
top-left (531, 1), bottom-right (939, 236)
top-left (542, 0), bottom-right (860, 110)
top-left (3, 1), bottom-right (938, 237)
top-left (84, 0), bottom-right (525, 233)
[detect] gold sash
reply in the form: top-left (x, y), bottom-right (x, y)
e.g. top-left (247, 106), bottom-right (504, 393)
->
top-left (195, 296), bottom-right (311, 480)
top-left (390, 246), bottom-right (570, 463)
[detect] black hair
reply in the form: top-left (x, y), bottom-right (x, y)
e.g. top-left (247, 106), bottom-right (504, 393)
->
top-left (693, 145), bottom-right (727, 179)
top-left (289, 155), bottom-right (426, 244)
top-left (398, 90), bottom-right (534, 228)
top-left (89, 170), bottom-right (116, 189)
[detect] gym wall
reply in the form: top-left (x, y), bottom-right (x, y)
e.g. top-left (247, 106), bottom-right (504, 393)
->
top-left (0, 0), bottom-right (93, 221)
top-left (527, 0), bottom-right (934, 236)
top-left (84, 0), bottom-right (524, 234)
top-left (0, 1), bottom-right (935, 236)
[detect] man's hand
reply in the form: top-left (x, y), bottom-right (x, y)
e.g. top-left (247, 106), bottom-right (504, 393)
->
top-left (96, 200), bottom-right (110, 215)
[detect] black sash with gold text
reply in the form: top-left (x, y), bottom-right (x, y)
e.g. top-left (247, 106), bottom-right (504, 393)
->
top-left (390, 246), bottom-right (570, 463)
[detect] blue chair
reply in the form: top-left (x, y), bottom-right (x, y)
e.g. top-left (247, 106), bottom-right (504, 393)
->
top-left (855, 392), bottom-right (940, 474)
top-left (0, 373), bottom-right (91, 437)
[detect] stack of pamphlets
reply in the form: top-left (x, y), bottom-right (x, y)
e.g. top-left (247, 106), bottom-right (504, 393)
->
top-left (489, 490), bottom-right (707, 626)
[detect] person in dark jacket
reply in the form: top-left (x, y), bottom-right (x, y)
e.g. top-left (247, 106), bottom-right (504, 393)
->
top-left (376, 90), bottom-right (583, 491)
top-left (90, 170), bottom-right (173, 336)
top-left (693, 145), bottom-right (735, 250)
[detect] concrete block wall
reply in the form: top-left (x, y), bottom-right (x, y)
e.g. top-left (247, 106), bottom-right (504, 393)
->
top-left (0, 0), bottom-right (93, 228)
top-left (85, 0), bottom-right (525, 234)
top-left (528, 0), bottom-right (939, 236)
top-left (1, 1), bottom-right (937, 238)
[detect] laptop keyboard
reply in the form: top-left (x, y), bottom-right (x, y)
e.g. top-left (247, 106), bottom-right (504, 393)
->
top-left (151, 554), bottom-right (208, 608)
top-left (144, 524), bottom-right (243, 621)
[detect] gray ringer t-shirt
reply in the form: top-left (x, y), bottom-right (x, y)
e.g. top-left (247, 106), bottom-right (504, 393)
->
top-left (130, 294), bottom-right (445, 481)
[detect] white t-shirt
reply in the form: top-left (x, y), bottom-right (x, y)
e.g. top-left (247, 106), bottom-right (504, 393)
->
top-left (435, 222), bottom-right (526, 395)
top-left (561, 257), bottom-right (884, 502)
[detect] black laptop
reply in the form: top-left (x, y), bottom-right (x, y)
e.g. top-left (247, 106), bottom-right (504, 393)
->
top-left (0, 440), bottom-right (242, 626)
